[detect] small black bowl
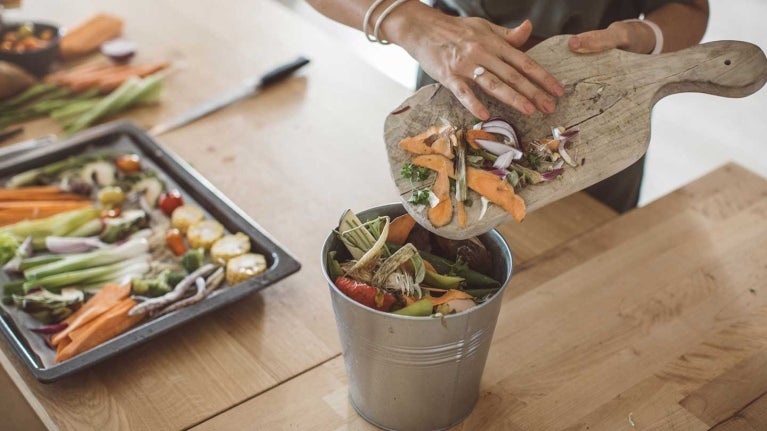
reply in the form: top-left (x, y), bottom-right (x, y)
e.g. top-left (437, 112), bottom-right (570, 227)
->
top-left (0, 21), bottom-right (60, 77)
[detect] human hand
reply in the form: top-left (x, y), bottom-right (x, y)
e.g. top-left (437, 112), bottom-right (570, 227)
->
top-left (568, 21), bottom-right (657, 55)
top-left (396, 15), bottom-right (564, 120)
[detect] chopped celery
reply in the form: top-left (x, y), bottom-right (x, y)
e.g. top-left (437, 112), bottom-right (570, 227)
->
top-left (22, 255), bottom-right (150, 293)
top-left (0, 208), bottom-right (100, 250)
top-left (24, 238), bottom-right (147, 280)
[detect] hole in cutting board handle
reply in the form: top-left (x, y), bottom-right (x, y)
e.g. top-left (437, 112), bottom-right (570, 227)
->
top-left (724, 59), bottom-right (732, 65)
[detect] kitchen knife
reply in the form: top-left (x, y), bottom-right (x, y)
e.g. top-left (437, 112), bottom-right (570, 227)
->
top-left (148, 56), bottom-right (310, 137)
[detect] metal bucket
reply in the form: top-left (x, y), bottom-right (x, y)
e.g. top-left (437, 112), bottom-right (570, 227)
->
top-left (322, 203), bottom-right (513, 431)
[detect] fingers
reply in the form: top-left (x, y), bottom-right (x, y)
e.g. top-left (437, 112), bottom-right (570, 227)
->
top-left (492, 19), bottom-right (532, 47)
top-left (569, 23), bottom-right (627, 53)
top-left (481, 54), bottom-right (556, 113)
top-left (473, 70), bottom-right (536, 115)
top-left (443, 77), bottom-right (490, 120)
top-left (496, 44), bottom-right (565, 98)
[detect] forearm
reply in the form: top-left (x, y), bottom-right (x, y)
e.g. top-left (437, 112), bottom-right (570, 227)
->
top-left (646, 0), bottom-right (709, 52)
top-left (306, 0), bottom-right (439, 47)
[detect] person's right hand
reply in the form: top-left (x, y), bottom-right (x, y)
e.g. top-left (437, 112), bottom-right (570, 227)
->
top-left (393, 14), bottom-right (564, 120)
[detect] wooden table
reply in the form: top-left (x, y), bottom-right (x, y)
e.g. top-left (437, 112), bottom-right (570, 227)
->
top-left (2, 2), bottom-right (767, 431)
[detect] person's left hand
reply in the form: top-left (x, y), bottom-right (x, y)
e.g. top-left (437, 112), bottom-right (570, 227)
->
top-left (568, 21), bottom-right (657, 54)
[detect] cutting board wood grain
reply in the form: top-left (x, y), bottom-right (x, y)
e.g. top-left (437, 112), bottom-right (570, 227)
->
top-left (384, 36), bottom-right (767, 239)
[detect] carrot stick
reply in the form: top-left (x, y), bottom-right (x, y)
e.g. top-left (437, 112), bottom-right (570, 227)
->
top-left (56, 298), bottom-right (143, 363)
top-left (0, 202), bottom-right (92, 226)
top-left (0, 188), bottom-right (89, 201)
top-left (52, 283), bottom-right (130, 346)
top-left (96, 62), bottom-right (170, 92)
top-left (45, 61), bottom-right (112, 84)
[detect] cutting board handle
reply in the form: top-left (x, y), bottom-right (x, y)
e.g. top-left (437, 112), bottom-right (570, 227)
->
top-left (648, 40), bottom-right (767, 105)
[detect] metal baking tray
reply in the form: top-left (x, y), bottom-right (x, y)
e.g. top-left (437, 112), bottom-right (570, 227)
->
top-left (0, 121), bottom-right (301, 382)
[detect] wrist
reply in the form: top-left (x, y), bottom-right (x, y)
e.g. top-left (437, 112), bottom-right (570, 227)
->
top-left (620, 20), bottom-right (658, 54)
top-left (379, 1), bottom-right (444, 49)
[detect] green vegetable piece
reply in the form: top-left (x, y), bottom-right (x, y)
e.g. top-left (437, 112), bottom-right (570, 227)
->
top-left (408, 189), bottom-right (430, 206)
top-left (423, 270), bottom-right (464, 290)
top-left (2, 280), bottom-right (25, 305)
top-left (99, 210), bottom-right (148, 244)
top-left (13, 288), bottom-right (84, 324)
top-left (400, 163), bottom-right (431, 182)
top-left (0, 231), bottom-right (20, 265)
top-left (326, 251), bottom-right (343, 279)
top-left (130, 270), bottom-right (184, 297)
top-left (181, 248), bottom-right (206, 273)
top-left (0, 208), bottom-right (100, 250)
top-left (419, 249), bottom-right (499, 289)
top-left (393, 299), bottom-right (434, 317)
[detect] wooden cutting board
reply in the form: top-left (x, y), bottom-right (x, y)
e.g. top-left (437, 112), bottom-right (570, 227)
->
top-left (384, 35), bottom-right (767, 240)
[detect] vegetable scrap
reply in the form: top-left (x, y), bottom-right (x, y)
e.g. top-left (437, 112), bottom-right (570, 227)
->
top-left (397, 118), bottom-right (580, 227)
top-left (328, 209), bottom-right (501, 316)
top-left (0, 68), bottom-right (168, 133)
top-left (0, 153), bottom-right (268, 362)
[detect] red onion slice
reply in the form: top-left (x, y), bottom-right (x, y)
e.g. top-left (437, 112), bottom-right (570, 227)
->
top-left (30, 322), bottom-right (68, 334)
top-left (45, 236), bottom-right (106, 254)
top-left (475, 139), bottom-right (513, 156)
top-left (481, 125), bottom-right (518, 147)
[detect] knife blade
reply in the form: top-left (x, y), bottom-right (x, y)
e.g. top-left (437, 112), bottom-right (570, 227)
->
top-left (148, 56), bottom-right (310, 137)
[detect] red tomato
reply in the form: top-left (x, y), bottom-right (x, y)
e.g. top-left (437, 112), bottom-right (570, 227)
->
top-left (334, 276), bottom-right (396, 312)
top-left (115, 154), bottom-right (142, 173)
top-left (158, 190), bottom-right (184, 216)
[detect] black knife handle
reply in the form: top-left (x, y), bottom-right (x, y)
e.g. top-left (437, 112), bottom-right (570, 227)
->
top-left (259, 56), bottom-right (311, 87)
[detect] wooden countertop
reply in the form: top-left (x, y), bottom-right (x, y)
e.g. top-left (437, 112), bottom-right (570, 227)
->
top-left (2, 1), bottom-right (767, 430)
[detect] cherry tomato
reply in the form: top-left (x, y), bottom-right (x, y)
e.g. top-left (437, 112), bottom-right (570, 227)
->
top-left (115, 154), bottom-right (142, 173)
top-left (165, 228), bottom-right (187, 256)
top-left (158, 190), bottom-right (184, 217)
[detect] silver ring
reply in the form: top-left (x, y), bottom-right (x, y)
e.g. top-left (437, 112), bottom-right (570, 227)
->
top-left (472, 66), bottom-right (486, 80)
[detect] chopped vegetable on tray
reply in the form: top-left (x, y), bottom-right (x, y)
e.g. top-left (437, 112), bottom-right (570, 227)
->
top-left (0, 152), bottom-right (268, 363)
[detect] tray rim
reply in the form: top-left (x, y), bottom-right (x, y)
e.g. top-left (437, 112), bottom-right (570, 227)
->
top-left (0, 120), bottom-right (301, 382)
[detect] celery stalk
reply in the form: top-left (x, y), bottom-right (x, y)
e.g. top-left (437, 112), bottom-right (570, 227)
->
top-left (25, 239), bottom-right (147, 280)
top-left (22, 255), bottom-right (150, 293)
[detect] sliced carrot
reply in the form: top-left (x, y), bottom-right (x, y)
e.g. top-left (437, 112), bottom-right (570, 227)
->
top-left (52, 283), bottom-right (130, 346)
top-left (0, 202), bottom-right (93, 226)
top-left (428, 289), bottom-right (474, 306)
top-left (429, 168), bottom-right (453, 227)
top-left (465, 129), bottom-right (499, 150)
top-left (56, 298), bottom-right (143, 363)
top-left (413, 154), bottom-right (526, 222)
top-left (398, 126), bottom-right (454, 160)
top-left (0, 186), bottom-right (88, 201)
top-left (387, 213), bottom-right (416, 245)
top-left (95, 62), bottom-right (170, 92)
top-left (466, 167), bottom-right (526, 222)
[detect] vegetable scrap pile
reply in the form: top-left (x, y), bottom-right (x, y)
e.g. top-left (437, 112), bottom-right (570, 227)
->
top-left (0, 153), bottom-right (267, 363)
top-left (327, 209), bottom-right (501, 317)
top-left (0, 63), bottom-right (169, 134)
top-left (398, 118), bottom-right (580, 228)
